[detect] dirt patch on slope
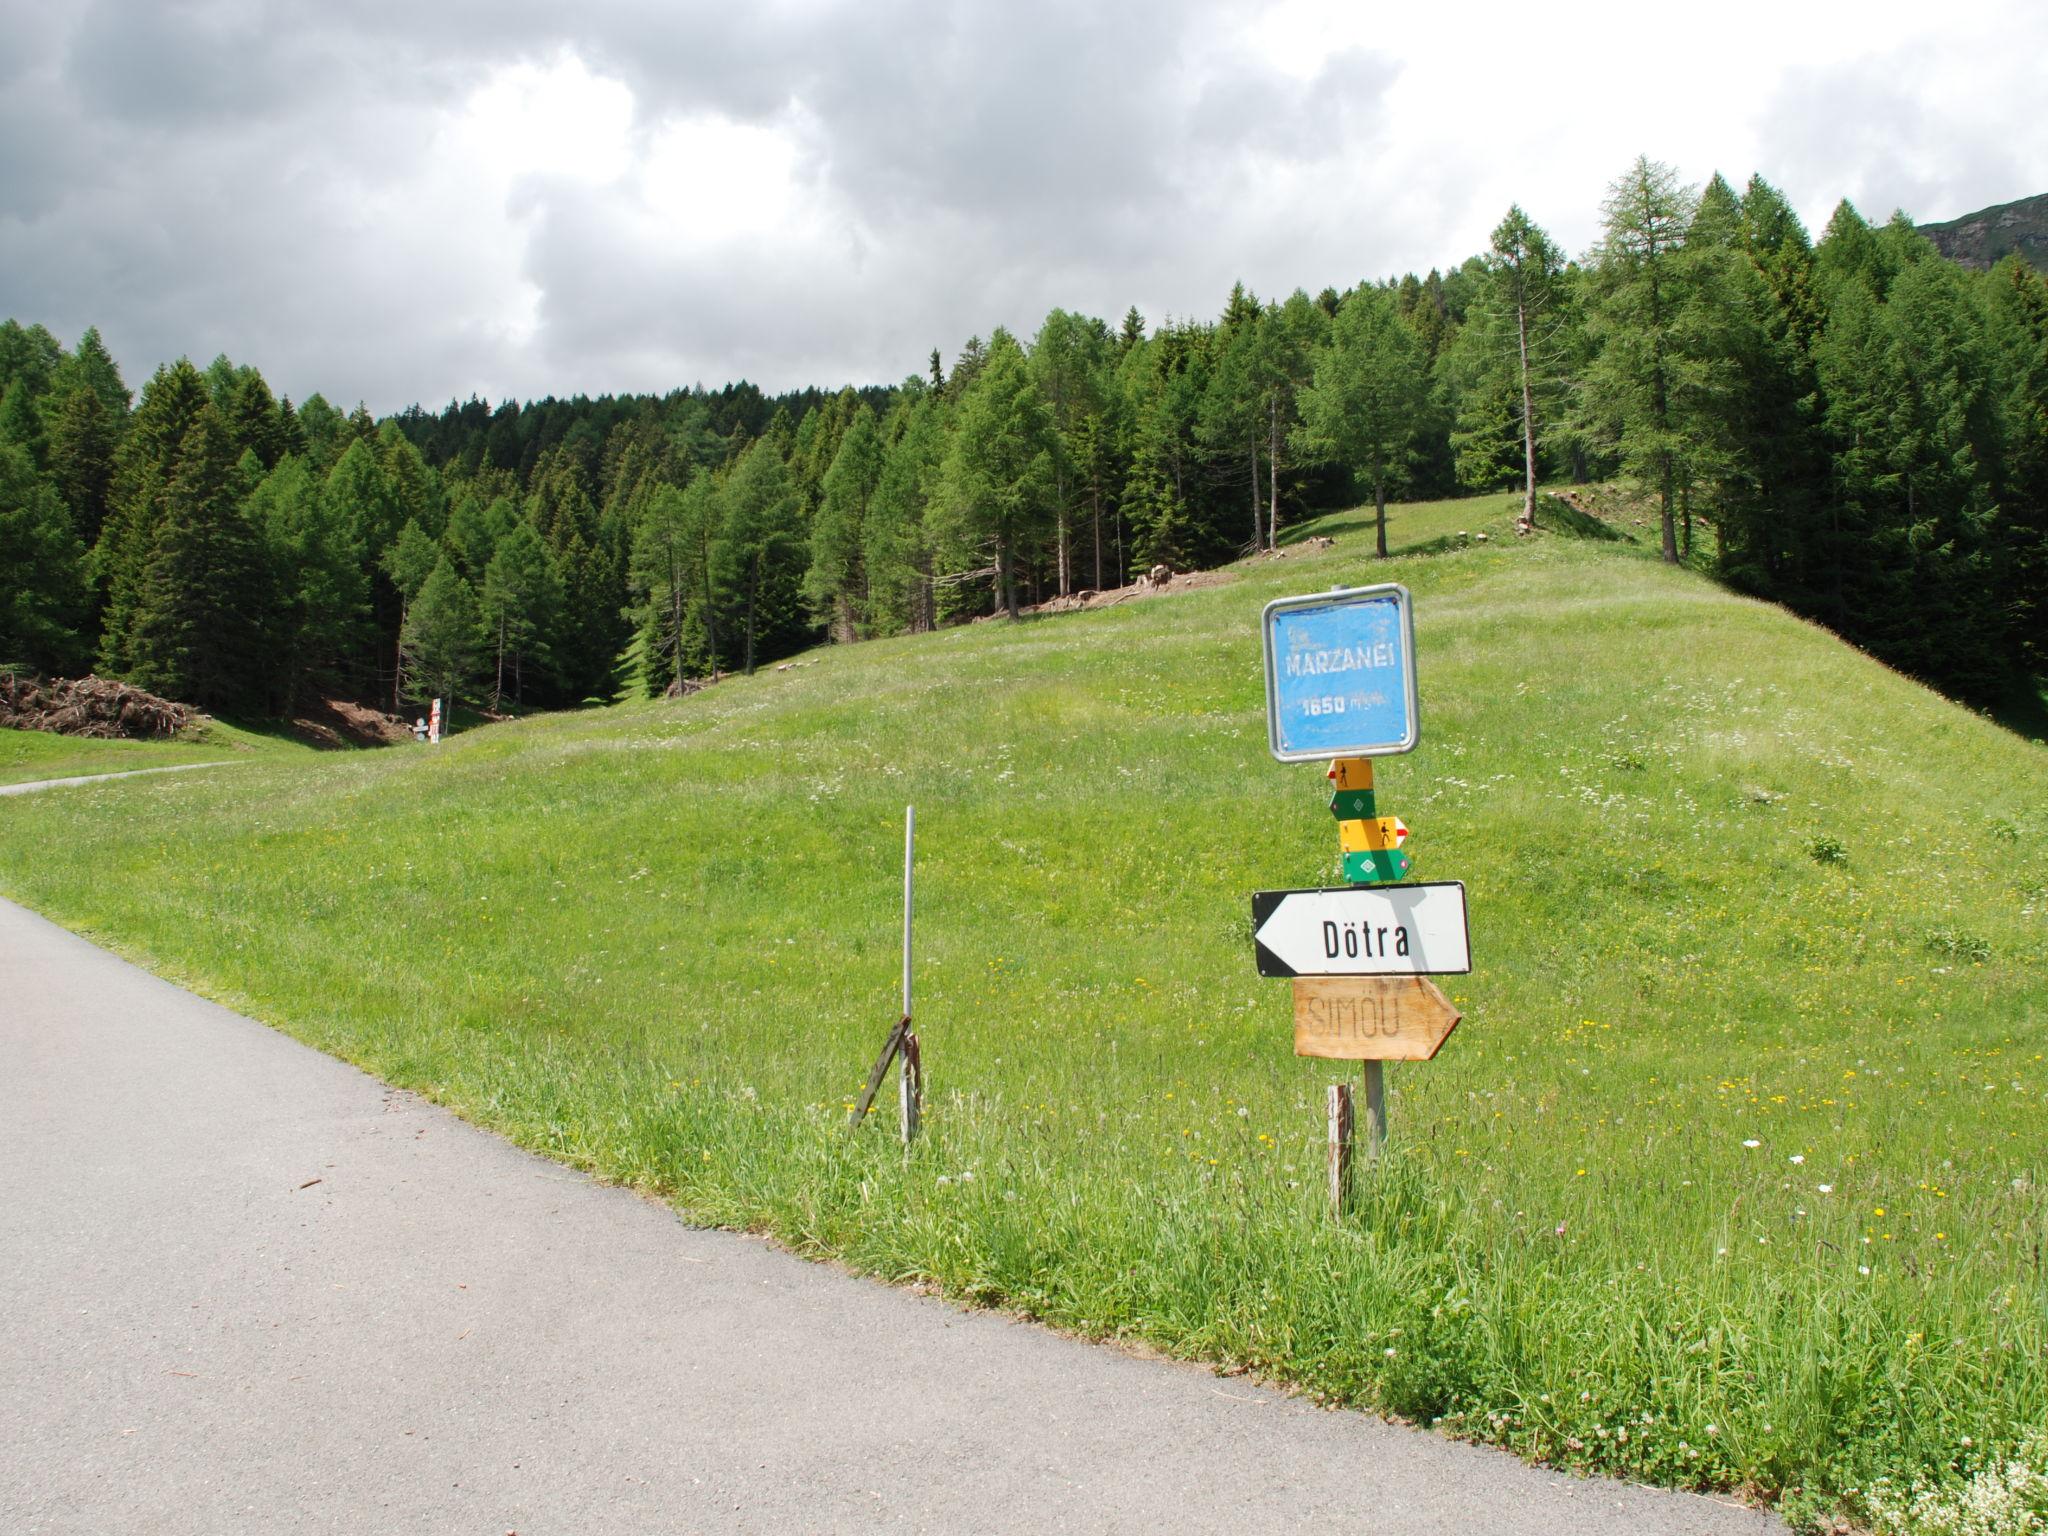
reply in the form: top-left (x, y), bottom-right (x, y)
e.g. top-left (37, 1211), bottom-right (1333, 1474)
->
top-left (285, 697), bottom-right (414, 749)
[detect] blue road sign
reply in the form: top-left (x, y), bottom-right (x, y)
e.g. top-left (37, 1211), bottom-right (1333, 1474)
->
top-left (1262, 583), bottom-right (1418, 761)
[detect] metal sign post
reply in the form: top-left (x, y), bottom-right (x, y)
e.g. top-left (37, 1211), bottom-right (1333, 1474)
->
top-left (851, 806), bottom-right (922, 1147)
top-left (1253, 582), bottom-right (1470, 1215)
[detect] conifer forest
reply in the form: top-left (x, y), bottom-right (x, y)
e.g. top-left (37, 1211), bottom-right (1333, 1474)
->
top-left (4, 159), bottom-right (2044, 718)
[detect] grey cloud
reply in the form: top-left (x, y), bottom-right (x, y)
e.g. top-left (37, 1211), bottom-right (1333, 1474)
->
top-left (1756, 52), bottom-right (2030, 229)
top-left (9, 0), bottom-right (1778, 412)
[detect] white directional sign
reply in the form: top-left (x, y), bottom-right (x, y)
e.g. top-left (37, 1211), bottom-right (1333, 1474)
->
top-left (1251, 882), bottom-right (1471, 978)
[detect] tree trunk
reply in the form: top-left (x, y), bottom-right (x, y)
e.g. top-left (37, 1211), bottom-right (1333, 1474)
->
top-left (1681, 480), bottom-right (1692, 560)
top-left (743, 557), bottom-right (759, 676)
top-left (1055, 476), bottom-right (1070, 598)
top-left (1091, 483), bottom-right (1103, 592)
top-left (494, 614), bottom-right (506, 712)
top-left (1659, 454), bottom-right (1678, 563)
top-left (997, 535), bottom-right (1019, 619)
top-left (1516, 295), bottom-right (1538, 532)
top-left (1268, 396), bottom-right (1283, 552)
top-left (702, 560), bottom-right (719, 679)
top-left (1375, 476), bottom-right (1389, 558)
top-left (671, 575), bottom-right (685, 694)
top-left (1249, 440), bottom-right (1261, 553)
top-left (392, 599), bottom-right (407, 712)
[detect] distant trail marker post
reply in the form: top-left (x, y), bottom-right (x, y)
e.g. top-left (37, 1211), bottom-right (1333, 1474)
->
top-left (1254, 583), bottom-right (1470, 1213)
top-left (850, 806), bottom-right (922, 1147)
top-left (428, 698), bottom-right (443, 745)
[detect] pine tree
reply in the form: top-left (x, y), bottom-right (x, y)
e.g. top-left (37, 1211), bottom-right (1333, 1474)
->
top-left (399, 556), bottom-right (483, 708)
top-left (1294, 287), bottom-right (1427, 557)
top-left (126, 407), bottom-right (274, 711)
top-left (0, 442), bottom-right (89, 674)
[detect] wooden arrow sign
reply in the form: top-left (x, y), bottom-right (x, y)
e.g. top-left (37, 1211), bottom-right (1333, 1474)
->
top-left (1338, 816), bottom-right (1409, 853)
top-left (1293, 975), bottom-right (1461, 1061)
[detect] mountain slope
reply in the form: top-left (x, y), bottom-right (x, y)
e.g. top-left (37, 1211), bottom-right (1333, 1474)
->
top-left (1, 491), bottom-right (2042, 1528)
top-left (1919, 190), bottom-right (2048, 269)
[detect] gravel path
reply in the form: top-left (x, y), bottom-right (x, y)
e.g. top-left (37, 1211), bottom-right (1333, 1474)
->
top-left (0, 762), bottom-right (232, 797)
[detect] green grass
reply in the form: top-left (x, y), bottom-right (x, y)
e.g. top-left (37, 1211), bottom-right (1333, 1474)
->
top-left (0, 717), bottom-right (312, 787)
top-left (2, 495), bottom-right (2043, 1530)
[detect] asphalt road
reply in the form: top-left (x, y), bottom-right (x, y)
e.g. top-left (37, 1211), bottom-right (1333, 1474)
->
top-left (0, 894), bottom-right (1787, 1535)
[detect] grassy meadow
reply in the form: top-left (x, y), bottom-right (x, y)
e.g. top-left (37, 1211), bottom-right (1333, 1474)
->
top-left (2, 491), bottom-right (2043, 1530)
top-left (0, 716), bottom-right (310, 787)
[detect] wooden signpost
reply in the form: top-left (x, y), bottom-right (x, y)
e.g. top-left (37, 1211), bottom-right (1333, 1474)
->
top-left (1257, 584), bottom-right (1471, 1214)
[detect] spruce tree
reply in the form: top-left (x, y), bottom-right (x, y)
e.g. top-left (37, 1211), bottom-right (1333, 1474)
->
top-left (47, 385), bottom-right (119, 548)
top-left (0, 442), bottom-right (89, 674)
top-left (58, 326), bottom-right (131, 417)
top-left (0, 379), bottom-right (48, 471)
top-left (126, 407), bottom-right (274, 711)
top-left (96, 359), bottom-right (211, 676)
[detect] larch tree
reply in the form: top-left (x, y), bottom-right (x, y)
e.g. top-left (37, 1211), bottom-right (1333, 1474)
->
top-left (480, 521), bottom-right (560, 707)
top-left (1294, 286), bottom-right (1427, 558)
top-left (713, 441), bottom-right (804, 674)
top-left (936, 329), bottom-right (1055, 617)
top-left (1583, 156), bottom-right (1701, 563)
top-left (1481, 206), bottom-right (1567, 532)
top-left (399, 555), bottom-right (483, 709)
top-left (806, 404), bottom-right (884, 638)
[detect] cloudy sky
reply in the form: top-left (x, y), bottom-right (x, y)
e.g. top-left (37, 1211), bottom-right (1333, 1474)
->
top-left (3, 0), bottom-right (2042, 413)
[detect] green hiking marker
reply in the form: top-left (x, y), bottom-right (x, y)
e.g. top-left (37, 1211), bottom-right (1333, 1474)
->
top-left (1342, 847), bottom-right (1414, 884)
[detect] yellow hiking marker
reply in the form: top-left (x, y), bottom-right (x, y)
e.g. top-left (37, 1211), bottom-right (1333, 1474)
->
top-left (1337, 816), bottom-right (1409, 854)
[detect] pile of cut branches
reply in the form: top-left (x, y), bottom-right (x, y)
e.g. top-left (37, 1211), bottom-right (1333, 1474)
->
top-left (0, 673), bottom-right (204, 739)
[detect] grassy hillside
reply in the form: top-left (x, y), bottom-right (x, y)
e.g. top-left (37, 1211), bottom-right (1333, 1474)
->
top-left (0, 717), bottom-right (311, 787)
top-left (2, 492), bottom-right (2042, 1530)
